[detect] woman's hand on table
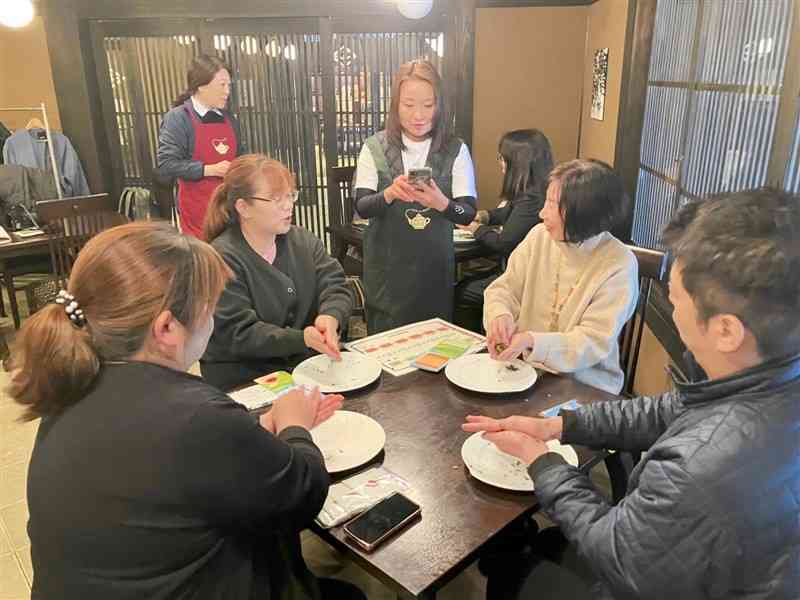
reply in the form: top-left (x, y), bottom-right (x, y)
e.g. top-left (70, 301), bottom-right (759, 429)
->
top-left (312, 315), bottom-right (342, 360)
top-left (413, 179), bottom-right (449, 212)
top-left (462, 415), bottom-right (563, 442)
top-left (487, 315), bottom-right (516, 358)
top-left (383, 176), bottom-right (418, 204)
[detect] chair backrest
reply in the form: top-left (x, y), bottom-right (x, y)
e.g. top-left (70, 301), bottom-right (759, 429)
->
top-left (619, 245), bottom-right (669, 396)
top-left (328, 165), bottom-right (356, 228)
top-left (36, 193), bottom-right (125, 287)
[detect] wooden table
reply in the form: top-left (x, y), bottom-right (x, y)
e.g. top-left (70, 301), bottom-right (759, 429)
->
top-left (0, 233), bottom-right (52, 327)
top-left (330, 223), bottom-right (494, 264)
top-left (309, 366), bottom-right (616, 599)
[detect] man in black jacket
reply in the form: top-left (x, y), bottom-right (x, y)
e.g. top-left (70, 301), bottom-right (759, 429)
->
top-left (464, 187), bottom-right (800, 599)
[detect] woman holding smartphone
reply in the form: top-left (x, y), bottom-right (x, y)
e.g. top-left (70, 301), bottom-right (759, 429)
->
top-left (354, 60), bottom-right (477, 333)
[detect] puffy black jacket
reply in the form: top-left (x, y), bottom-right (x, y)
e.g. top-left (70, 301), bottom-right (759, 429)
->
top-left (529, 352), bottom-right (800, 599)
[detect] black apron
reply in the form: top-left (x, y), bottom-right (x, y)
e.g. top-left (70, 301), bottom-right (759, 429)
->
top-left (362, 131), bottom-right (462, 334)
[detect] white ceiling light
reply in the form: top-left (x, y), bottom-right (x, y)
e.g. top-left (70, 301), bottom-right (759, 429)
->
top-left (426, 32), bottom-right (444, 58)
top-left (0, 0), bottom-right (34, 28)
top-left (266, 39), bottom-right (281, 58)
top-left (397, 0), bottom-right (433, 20)
top-left (173, 35), bottom-right (196, 46)
top-left (214, 35), bottom-right (232, 51)
top-left (241, 36), bottom-right (259, 56)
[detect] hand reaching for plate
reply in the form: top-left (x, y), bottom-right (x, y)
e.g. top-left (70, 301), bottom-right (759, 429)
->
top-left (482, 430), bottom-right (549, 466)
top-left (305, 319), bottom-right (341, 362)
top-left (462, 414), bottom-right (563, 442)
top-left (313, 392), bottom-right (343, 428)
top-left (271, 386), bottom-right (323, 433)
top-left (260, 389), bottom-right (343, 434)
top-left (496, 331), bottom-right (536, 361)
top-left (487, 315), bottom-right (515, 359)
top-left (313, 314), bottom-right (342, 361)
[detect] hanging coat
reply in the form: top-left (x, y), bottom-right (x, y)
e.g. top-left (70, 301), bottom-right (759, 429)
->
top-left (362, 131), bottom-right (463, 333)
top-left (2, 128), bottom-right (90, 197)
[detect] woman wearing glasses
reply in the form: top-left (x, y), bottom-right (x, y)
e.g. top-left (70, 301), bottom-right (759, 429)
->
top-left (201, 154), bottom-right (353, 391)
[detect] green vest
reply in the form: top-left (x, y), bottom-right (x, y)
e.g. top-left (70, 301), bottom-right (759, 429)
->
top-left (362, 131), bottom-right (463, 333)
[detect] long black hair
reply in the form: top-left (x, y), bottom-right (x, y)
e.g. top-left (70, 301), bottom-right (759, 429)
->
top-left (172, 55), bottom-right (229, 108)
top-left (498, 129), bottom-right (554, 201)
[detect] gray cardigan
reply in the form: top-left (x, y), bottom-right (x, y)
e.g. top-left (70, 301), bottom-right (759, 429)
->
top-left (156, 100), bottom-right (246, 183)
top-left (201, 225), bottom-right (353, 391)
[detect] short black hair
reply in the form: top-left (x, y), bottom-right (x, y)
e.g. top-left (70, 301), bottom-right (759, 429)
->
top-left (548, 159), bottom-right (629, 244)
top-left (663, 187), bottom-right (800, 360)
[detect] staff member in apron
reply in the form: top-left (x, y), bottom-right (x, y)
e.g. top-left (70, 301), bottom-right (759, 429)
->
top-left (355, 60), bottom-right (477, 333)
top-left (157, 54), bottom-right (245, 238)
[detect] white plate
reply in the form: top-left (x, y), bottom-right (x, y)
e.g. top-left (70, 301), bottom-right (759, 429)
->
top-left (445, 354), bottom-right (537, 394)
top-left (461, 432), bottom-right (578, 492)
top-left (292, 351), bottom-right (382, 393)
top-left (311, 410), bottom-right (387, 473)
top-left (453, 229), bottom-right (477, 244)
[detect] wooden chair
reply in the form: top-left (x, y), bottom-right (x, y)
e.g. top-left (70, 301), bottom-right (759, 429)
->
top-left (28, 193), bottom-right (123, 310)
top-left (605, 245), bottom-right (669, 504)
top-left (619, 246), bottom-right (669, 396)
top-left (327, 165), bottom-right (357, 265)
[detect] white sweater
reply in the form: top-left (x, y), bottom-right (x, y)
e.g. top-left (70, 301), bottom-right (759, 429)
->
top-left (483, 224), bottom-right (639, 394)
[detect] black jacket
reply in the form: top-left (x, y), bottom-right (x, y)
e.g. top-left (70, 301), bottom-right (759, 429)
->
top-left (201, 225), bottom-right (353, 390)
top-left (530, 352), bottom-right (800, 599)
top-left (473, 189), bottom-right (543, 258)
top-left (28, 362), bottom-right (328, 600)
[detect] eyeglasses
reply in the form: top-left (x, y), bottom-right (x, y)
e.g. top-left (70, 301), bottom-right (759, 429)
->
top-left (247, 191), bottom-right (300, 207)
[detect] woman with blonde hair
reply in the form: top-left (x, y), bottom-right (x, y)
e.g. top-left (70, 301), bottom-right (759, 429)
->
top-left (355, 59), bottom-right (477, 333)
top-left (201, 154), bottom-right (353, 391)
top-left (11, 221), bottom-right (363, 598)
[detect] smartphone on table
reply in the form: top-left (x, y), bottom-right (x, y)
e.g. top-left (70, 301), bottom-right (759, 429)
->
top-left (408, 167), bottom-right (432, 188)
top-left (343, 492), bottom-right (421, 552)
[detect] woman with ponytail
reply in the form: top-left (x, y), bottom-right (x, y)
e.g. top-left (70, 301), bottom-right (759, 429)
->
top-left (156, 54), bottom-right (246, 238)
top-left (201, 154), bottom-right (353, 391)
top-left (11, 222), bottom-right (363, 600)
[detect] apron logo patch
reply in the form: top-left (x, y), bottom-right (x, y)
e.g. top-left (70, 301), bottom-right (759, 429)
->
top-left (212, 138), bottom-right (230, 155)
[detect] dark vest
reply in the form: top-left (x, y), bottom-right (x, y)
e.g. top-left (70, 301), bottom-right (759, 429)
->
top-left (362, 131), bottom-right (463, 333)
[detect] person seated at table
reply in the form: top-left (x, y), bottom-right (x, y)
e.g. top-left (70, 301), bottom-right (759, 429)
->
top-left (355, 59), bottom-right (477, 334)
top-left (9, 221), bottom-right (365, 600)
top-left (464, 187), bottom-right (800, 600)
top-left (200, 154), bottom-right (353, 391)
top-left (455, 128), bottom-right (553, 307)
top-left (484, 159), bottom-right (638, 394)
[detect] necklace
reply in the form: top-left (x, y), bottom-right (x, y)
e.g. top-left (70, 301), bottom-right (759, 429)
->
top-left (549, 251), bottom-right (593, 332)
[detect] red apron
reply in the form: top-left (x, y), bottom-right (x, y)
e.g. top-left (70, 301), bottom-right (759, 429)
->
top-left (177, 107), bottom-right (237, 239)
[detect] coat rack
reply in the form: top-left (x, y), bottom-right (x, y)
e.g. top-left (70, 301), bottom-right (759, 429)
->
top-left (0, 101), bottom-right (63, 199)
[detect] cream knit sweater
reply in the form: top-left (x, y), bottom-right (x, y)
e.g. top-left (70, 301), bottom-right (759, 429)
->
top-left (483, 224), bottom-right (639, 394)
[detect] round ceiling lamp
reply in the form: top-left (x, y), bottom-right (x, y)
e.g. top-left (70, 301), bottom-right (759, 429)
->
top-left (0, 0), bottom-right (34, 28)
top-left (397, 0), bottom-right (433, 20)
